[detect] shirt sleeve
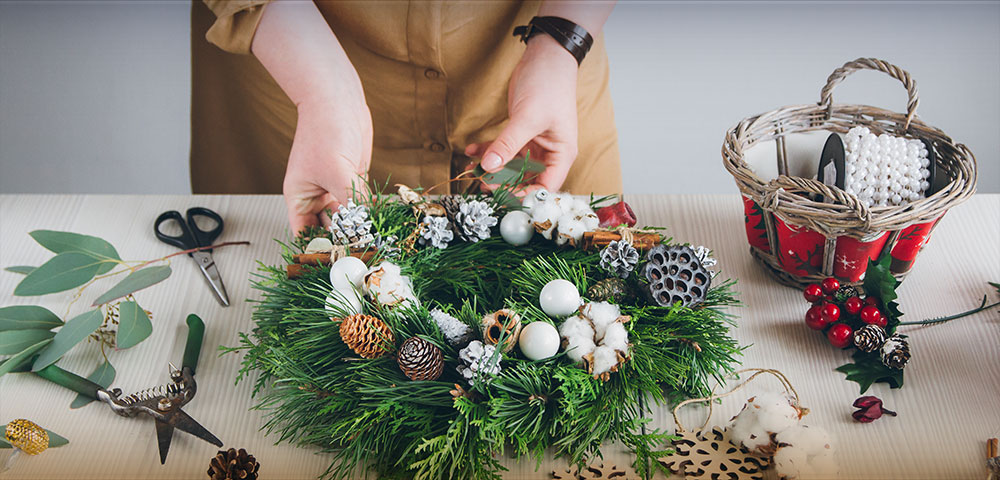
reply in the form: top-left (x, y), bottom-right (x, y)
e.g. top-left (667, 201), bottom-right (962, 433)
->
top-left (203, 0), bottom-right (270, 55)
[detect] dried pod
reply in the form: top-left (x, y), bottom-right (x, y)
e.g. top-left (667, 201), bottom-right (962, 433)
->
top-left (643, 245), bottom-right (711, 308)
top-left (4, 419), bottom-right (48, 455)
top-left (338, 314), bottom-right (395, 358)
top-left (397, 337), bottom-right (445, 381)
top-left (480, 309), bottom-right (522, 352)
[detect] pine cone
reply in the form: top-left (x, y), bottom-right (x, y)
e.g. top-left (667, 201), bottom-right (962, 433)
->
top-left (329, 201), bottom-right (374, 246)
top-left (599, 240), bottom-right (640, 278)
top-left (338, 314), bottom-right (395, 359)
top-left (418, 215), bottom-right (453, 249)
top-left (836, 285), bottom-right (860, 302)
top-left (442, 196), bottom-right (497, 242)
top-left (586, 277), bottom-right (634, 303)
top-left (881, 335), bottom-right (911, 369)
top-left (853, 324), bottom-right (887, 353)
top-left (642, 245), bottom-right (711, 308)
top-left (397, 337), bottom-right (445, 381)
top-left (207, 448), bottom-right (259, 480)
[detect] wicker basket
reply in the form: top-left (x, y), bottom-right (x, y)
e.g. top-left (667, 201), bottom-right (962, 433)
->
top-left (722, 58), bottom-right (977, 288)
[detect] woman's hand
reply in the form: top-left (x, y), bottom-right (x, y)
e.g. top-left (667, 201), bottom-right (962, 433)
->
top-left (283, 99), bottom-right (372, 234)
top-left (466, 34), bottom-right (580, 194)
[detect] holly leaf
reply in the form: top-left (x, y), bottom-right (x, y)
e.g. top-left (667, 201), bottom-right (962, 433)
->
top-left (0, 305), bottom-right (63, 331)
top-left (70, 360), bottom-right (115, 408)
top-left (835, 350), bottom-right (904, 393)
top-left (863, 256), bottom-right (904, 331)
top-left (91, 265), bottom-right (171, 306)
top-left (115, 301), bottom-right (152, 349)
top-left (13, 252), bottom-right (107, 296)
top-left (5, 266), bottom-right (36, 275)
top-left (0, 426), bottom-right (69, 448)
top-left (0, 329), bottom-right (56, 355)
top-left (32, 309), bottom-right (103, 371)
top-left (29, 230), bottom-right (120, 274)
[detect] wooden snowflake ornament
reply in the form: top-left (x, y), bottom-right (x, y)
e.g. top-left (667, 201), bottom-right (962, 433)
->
top-left (551, 461), bottom-right (638, 479)
top-left (660, 427), bottom-right (769, 480)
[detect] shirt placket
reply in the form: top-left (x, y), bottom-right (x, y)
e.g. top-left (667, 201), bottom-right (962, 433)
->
top-left (406, 1), bottom-right (450, 191)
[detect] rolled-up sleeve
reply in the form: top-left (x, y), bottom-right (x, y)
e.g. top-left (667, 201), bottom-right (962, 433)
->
top-left (203, 0), bottom-right (270, 54)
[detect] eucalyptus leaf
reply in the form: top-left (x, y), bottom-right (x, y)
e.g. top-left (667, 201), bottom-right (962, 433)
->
top-left (29, 230), bottom-right (120, 274)
top-left (70, 360), bottom-right (115, 408)
top-left (0, 329), bottom-right (55, 355)
top-left (32, 309), bottom-right (103, 371)
top-left (5, 265), bottom-right (36, 275)
top-left (92, 265), bottom-right (171, 306)
top-left (14, 252), bottom-right (108, 297)
top-left (0, 339), bottom-right (52, 378)
top-left (116, 301), bottom-right (152, 349)
top-left (0, 305), bottom-right (63, 331)
top-left (0, 426), bottom-right (69, 448)
top-left (472, 155), bottom-right (545, 186)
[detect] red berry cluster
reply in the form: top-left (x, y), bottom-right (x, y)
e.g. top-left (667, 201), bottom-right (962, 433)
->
top-left (802, 278), bottom-right (887, 348)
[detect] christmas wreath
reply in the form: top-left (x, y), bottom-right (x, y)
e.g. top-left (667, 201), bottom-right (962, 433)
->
top-left (230, 176), bottom-right (742, 479)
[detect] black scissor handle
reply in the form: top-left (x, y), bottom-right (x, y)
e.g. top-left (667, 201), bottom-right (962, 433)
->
top-left (155, 210), bottom-right (198, 252)
top-left (185, 207), bottom-right (224, 250)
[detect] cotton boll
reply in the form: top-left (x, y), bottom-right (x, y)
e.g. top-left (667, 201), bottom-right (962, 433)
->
top-left (556, 216), bottom-right (586, 246)
top-left (730, 410), bottom-right (773, 453)
top-left (773, 425), bottom-right (836, 479)
top-left (558, 315), bottom-right (596, 364)
top-left (552, 192), bottom-right (574, 215)
top-left (570, 198), bottom-right (592, 216)
top-left (729, 392), bottom-right (801, 453)
top-left (589, 345), bottom-right (620, 377)
top-left (583, 301), bottom-right (622, 341)
top-left (366, 262), bottom-right (419, 309)
top-left (531, 202), bottom-right (562, 240)
top-left (602, 322), bottom-right (629, 352)
top-left (773, 445), bottom-right (812, 479)
top-left (580, 213), bottom-right (600, 231)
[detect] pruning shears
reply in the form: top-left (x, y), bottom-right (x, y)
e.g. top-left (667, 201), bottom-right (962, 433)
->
top-left (34, 314), bottom-right (222, 464)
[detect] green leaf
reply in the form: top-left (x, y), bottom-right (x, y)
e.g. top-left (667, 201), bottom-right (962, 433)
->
top-left (70, 360), bottom-right (115, 408)
top-left (863, 256), bottom-right (904, 331)
top-left (835, 350), bottom-right (904, 393)
top-left (0, 339), bottom-right (52, 378)
top-left (472, 155), bottom-right (546, 186)
top-left (91, 265), bottom-right (171, 306)
top-left (0, 426), bottom-right (69, 448)
top-left (0, 329), bottom-right (55, 355)
top-left (0, 305), bottom-right (63, 331)
top-left (5, 265), bottom-right (36, 275)
top-left (31, 309), bottom-right (103, 371)
top-left (14, 252), bottom-right (107, 296)
top-left (116, 301), bottom-right (152, 349)
top-left (29, 230), bottom-right (120, 274)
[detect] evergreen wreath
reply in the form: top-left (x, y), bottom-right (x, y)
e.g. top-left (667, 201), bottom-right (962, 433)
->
top-left (228, 177), bottom-right (743, 480)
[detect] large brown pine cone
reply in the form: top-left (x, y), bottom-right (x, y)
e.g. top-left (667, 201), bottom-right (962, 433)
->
top-left (339, 314), bottom-right (395, 359)
top-left (397, 337), bottom-right (445, 381)
top-left (207, 448), bottom-right (259, 480)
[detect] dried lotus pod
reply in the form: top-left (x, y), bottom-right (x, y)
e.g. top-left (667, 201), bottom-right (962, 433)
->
top-left (5, 419), bottom-right (48, 455)
top-left (480, 309), bottom-right (522, 352)
top-left (643, 245), bottom-right (711, 308)
top-left (338, 314), bottom-right (395, 358)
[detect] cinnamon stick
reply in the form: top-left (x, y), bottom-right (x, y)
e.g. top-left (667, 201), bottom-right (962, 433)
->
top-left (287, 250), bottom-right (377, 279)
top-left (581, 231), bottom-right (661, 251)
top-left (988, 438), bottom-right (998, 459)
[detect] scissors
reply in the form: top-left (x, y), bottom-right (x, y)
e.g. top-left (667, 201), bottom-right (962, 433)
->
top-left (154, 207), bottom-right (230, 306)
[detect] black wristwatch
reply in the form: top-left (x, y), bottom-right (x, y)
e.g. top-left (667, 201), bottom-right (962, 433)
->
top-left (513, 16), bottom-right (594, 66)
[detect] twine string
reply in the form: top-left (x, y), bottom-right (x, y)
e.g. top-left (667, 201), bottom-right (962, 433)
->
top-left (672, 368), bottom-right (801, 433)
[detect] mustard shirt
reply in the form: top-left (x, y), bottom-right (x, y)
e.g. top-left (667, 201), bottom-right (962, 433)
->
top-left (192, 0), bottom-right (621, 195)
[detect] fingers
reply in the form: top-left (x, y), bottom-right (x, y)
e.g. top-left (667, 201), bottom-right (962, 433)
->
top-left (285, 190), bottom-right (336, 235)
top-left (531, 152), bottom-right (575, 193)
top-left (481, 117), bottom-right (540, 172)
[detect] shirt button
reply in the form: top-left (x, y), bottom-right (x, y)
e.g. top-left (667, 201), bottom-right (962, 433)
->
top-left (424, 68), bottom-right (441, 80)
top-left (429, 142), bottom-right (446, 153)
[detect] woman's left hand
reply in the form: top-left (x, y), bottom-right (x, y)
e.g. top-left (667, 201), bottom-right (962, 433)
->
top-left (465, 33), bottom-right (580, 194)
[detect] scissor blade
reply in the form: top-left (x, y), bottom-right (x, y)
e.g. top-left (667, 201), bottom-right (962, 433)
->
top-left (154, 419), bottom-right (174, 464)
top-left (191, 251), bottom-right (230, 307)
top-left (168, 407), bottom-right (223, 448)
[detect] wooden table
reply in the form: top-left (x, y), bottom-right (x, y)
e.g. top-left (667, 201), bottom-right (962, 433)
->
top-left (1, 194), bottom-right (997, 479)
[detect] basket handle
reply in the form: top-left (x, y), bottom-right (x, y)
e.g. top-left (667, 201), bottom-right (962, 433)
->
top-left (762, 175), bottom-right (873, 231)
top-left (819, 57), bottom-right (920, 130)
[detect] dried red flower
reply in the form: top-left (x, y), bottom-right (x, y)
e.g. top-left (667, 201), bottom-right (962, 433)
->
top-left (852, 396), bottom-right (897, 423)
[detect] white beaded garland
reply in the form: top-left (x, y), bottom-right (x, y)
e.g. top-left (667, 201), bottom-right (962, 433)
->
top-left (843, 126), bottom-right (930, 207)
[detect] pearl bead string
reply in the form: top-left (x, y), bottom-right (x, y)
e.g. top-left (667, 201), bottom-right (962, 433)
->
top-left (844, 126), bottom-right (930, 208)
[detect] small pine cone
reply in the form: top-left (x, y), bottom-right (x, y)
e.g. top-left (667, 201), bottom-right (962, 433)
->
top-left (836, 285), bottom-right (860, 302)
top-left (397, 337), bottom-right (445, 381)
top-left (586, 277), bottom-right (634, 303)
top-left (442, 196), bottom-right (497, 242)
top-left (207, 448), bottom-right (260, 480)
top-left (599, 240), bottom-right (640, 278)
top-left (329, 201), bottom-right (374, 246)
top-left (853, 324), bottom-right (887, 353)
top-left (338, 314), bottom-right (395, 359)
top-left (5, 419), bottom-right (48, 455)
top-left (881, 335), bottom-right (911, 369)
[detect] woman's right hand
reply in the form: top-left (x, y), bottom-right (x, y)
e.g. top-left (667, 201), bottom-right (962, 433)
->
top-left (282, 98), bottom-right (372, 234)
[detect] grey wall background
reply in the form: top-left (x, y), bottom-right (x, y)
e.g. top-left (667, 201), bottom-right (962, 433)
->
top-left (1, 1), bottom-right (997, 195)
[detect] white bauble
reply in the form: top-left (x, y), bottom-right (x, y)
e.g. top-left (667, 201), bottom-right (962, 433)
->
top-left (329, 256), bottom-right (368, 292)
top-left (539, 279), bottom-right (581, 317)
top-left (325, 288), bottom-right (362, 316)
top-left (305, 237), bottom-right (334, 253)
top-left (518, 321), bottom-right (560, 361)
top-left (499, 211), bottom-right (534, 246)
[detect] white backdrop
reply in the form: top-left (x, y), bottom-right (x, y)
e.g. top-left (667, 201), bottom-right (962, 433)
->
top-left (1, 1), bottom-right (997, 195)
